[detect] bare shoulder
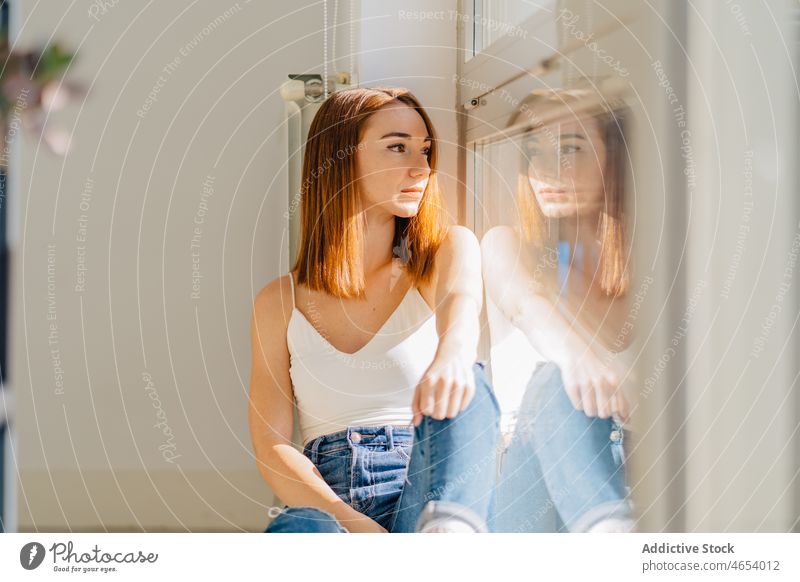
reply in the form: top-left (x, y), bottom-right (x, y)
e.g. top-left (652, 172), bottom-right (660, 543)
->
top-left (440, 224), bottom-right (480, 252)
top-left (252, 273), bottom-right (295, 331)
top-left (479, 224), bottom-right (518, 255)
top-left (424, 225), bottom-right (483, 307)
top-left (433, 225), bottom-right (481, 272)
top-left (481, 225), bottom-right (540, 270)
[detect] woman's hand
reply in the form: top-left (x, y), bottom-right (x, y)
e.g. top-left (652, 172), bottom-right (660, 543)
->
top-left (557, 347), bottom-right (630, 424)
top-left (412, 350), bottom-right (476, 426)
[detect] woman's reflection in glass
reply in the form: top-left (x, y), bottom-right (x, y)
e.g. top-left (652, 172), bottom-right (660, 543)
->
top-left (482, 89), bottom-right (638, 532)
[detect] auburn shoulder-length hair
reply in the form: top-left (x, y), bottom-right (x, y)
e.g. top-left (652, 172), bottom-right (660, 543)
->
top-left (509, 87), bottom-right (631, 297)
top-left (292, 86), bottom-right (448, 298)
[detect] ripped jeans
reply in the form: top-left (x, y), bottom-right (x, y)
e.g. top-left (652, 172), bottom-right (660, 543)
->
top-left (488, 361), bottom-right (635, 532)
top-left (265, 361), bottom-right (501, 533)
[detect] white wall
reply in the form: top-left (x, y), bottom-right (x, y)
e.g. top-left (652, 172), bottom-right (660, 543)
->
top-left (10, 0), bottom-right (329, 532)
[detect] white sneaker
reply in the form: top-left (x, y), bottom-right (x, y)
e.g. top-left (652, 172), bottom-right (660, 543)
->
top-left (587, 517), bottom-right (637, 533)
top-left (415, 500), bottom-right (489, 533)
top-left (418, 520), bottom-right (479, 533)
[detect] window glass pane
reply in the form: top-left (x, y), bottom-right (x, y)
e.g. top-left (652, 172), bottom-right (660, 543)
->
top-left (475, 0), bottom-right (552, 54)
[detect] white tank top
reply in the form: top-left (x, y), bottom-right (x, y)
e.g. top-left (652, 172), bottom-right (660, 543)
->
top-left (287, 271), bottom-right (439, 446)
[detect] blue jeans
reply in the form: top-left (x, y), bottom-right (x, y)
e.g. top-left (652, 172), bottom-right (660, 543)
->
top-left (488, 361), bottom-right (634, 532)
top-left (265, 361), bottom-right (501, 533)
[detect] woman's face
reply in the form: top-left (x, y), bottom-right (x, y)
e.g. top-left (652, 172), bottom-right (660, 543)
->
top-left (525, 116), bottom-right (607, 219)
top-left (355, 102), bottom-right (432, 218)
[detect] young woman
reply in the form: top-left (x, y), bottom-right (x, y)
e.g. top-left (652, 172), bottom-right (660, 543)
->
top-left (482, 88), bottom-right (638, 532)
top-left (249, 87), bottom-right (500, 533)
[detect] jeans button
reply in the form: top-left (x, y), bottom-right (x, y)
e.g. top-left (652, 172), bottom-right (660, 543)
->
top-left (610, 430), bottom-right (621, 442)
top-left (351, 431), bottom-right (361, 443)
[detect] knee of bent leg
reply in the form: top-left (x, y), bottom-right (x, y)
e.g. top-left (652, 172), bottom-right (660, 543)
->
top-left (265, 506), bottom-right (347, 533)
top-left (530, 362), bottom-right (573, 417)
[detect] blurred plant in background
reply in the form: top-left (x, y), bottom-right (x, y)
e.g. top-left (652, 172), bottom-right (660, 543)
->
top-left (0, 21), bottom-right (84, 167)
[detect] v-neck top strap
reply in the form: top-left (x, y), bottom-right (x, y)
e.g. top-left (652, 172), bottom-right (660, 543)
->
top-left (286, 273), bottom-right (438, 447)
top-left (288, 271), bottom-right (296, 310)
